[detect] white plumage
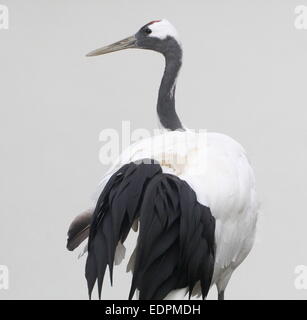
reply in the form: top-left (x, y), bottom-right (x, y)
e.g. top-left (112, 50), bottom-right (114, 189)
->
top-left (148, 19), bottom-right (181, 43)
top-left (93, 130), bottom-right (259, 298)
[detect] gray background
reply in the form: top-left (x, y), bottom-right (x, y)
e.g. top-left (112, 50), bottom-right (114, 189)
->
top-left (0, 0), bottom-right (307, 299)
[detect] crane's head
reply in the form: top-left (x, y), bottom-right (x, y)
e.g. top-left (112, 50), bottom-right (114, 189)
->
top-left (86, 19), bottom-right (181, 58)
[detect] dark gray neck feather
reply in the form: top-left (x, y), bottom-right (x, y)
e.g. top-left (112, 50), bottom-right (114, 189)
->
top-left (157, 41), bottom-right (184, 131)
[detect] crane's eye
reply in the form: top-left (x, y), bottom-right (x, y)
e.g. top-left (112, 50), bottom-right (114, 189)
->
top-left (144, 28), bottom-right (152, 35)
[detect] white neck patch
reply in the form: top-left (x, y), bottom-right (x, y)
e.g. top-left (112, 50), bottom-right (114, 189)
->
top-left (148, 19), bottom-right (180, 44)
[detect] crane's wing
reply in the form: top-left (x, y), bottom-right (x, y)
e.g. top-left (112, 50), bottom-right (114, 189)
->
top-left (86, 159), bottom-right (216, 300)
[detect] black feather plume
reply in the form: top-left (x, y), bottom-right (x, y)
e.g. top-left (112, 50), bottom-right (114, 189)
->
top-left (86, 159), bottom-right (215, 300)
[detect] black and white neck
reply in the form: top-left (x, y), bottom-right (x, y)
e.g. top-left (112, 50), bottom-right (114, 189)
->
top-left (138, 19), bottom-right (185, 131)
top-left (157, 39), bottom-right (184, 131)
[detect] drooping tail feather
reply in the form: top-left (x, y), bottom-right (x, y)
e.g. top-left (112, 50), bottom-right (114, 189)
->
top-left (86, 159), bottom-right (161, 298)
top-left (67, 208), bottom-right (93, 251)
top-left (86, 159), bottom-right (215, 300)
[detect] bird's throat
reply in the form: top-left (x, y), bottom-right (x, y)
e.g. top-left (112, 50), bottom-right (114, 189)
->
top-left (157, 50), bottom-right (184, 131)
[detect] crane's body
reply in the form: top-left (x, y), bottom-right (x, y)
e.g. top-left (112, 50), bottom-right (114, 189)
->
top-left (95, 130), bottom-right (258, 298)
top-left (67, 19), bottom-right (259, 300)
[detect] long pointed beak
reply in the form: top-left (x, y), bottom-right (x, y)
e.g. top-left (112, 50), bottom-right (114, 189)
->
top-left (86, 35), bottom-right (137, 57)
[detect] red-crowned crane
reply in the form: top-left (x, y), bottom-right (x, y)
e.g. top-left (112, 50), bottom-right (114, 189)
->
top-left (67, 19), bottom-right (259, 300)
